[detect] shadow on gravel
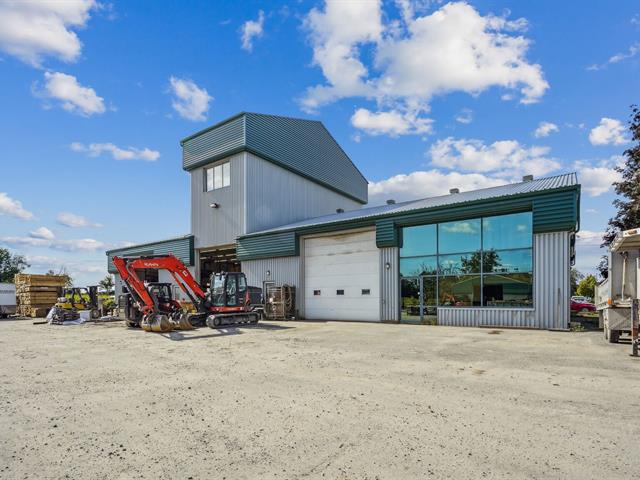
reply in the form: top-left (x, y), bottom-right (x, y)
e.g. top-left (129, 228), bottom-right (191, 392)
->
top-left (161, 322), bottom-right (294, 341)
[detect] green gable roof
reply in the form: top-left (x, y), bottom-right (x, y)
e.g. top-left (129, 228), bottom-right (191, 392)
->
top-left (180, 112), bottom-right (368, 204)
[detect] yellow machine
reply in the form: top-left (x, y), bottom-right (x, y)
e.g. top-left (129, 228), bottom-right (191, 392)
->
top-left (51, 286), bottom-right (101, 322)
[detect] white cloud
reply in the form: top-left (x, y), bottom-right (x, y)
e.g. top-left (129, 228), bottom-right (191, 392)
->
top-left (0, 236), bottom-right (106, 252)
top-left (70, 142), bottom-right (159, 161)
top-left (455, 108), bottom-right (473, 124)
top-left (29, 227), bottom-right (55, 240)
top-left (240, 10), bottom-right (265, 52)
top-left (574, 157), bottom-right (623, 197)
top-left (351, 108), bottom-right (432, 136)
top-left (56, 212), bottom-right (103, 228)
top-left (36, 71), bottom-right (105, 116)
top-left (368, 169), bottom-right (505, 204)
top-left (168, 76), bottom-right (212, 121)
top-left (587, 43), bottom-right (640, 70)
top-left (428, 137), bottom-right (560, 178)
top-left (533, 121), bottom-right (559, 138)
top-left (589, 117), bottom-right (627, 146)
top-left (301, 1), bottom-right (548, 131)
top-left (0, 0), bottom-right (96, 67)
top-left (575, 230), bottom-right (605, 246)
top-left (0, 192), bottom-right (35, 221)
top-left (25, 255), bottom-right (105, 277)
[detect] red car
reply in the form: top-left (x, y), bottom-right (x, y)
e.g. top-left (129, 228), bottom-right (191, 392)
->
top-left (570, 299), bottom-right (596, 313)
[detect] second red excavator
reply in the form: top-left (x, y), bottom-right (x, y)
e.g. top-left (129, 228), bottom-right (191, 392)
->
top-left (112, 254), bottom-right (262, 332)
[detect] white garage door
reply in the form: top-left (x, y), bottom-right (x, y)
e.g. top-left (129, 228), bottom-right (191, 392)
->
top-left (304, 230), bottom-right (380, 321)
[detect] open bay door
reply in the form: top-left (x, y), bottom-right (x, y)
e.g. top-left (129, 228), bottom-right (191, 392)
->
top-left (304, 230), bottom-right (380, 321)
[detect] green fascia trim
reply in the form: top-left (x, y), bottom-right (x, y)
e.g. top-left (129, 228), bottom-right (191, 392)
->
top-left (105, 235), bottom-right (195, 255)
top-left (237, 231), bottom-right (298, 261)
top-left (237, 186), bottom-right (580, 255)
top-left (180, 112), bottom-right (247, 146)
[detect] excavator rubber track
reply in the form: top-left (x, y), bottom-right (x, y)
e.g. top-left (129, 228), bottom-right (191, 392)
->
top-left (206, 312), bottom-right (260, 328)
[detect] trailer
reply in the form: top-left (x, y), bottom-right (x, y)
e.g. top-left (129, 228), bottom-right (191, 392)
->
top-left (0, 283), bottom-right (17, 318)
top-left (595, 228), bottom-right (640, 343)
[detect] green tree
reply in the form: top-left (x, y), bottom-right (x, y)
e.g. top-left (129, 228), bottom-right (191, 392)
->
top-left (600, 105), bottom-right (640, 276)
top-left (576, 274), bottom-right (597, 300)
top-left (99, 274), bottom-right (114, 294)
top-left (46, 267), bottom-right (73, 287)
top-left (459, 249), bottom-right (502, 274)
top-left (0, 248), bottom-right (29, 283)
top-left (570, 268), bottom-right (584, 295)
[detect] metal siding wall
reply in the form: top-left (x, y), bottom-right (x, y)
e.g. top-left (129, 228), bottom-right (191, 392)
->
top-left (182, 115), bottom-right (245, 170)
top-left (245, 114), bottom-right (368, 203)
top-left (107, 237), bottom-right (193, 273)
top-left (534, 231), bottom-right (570, 329)
top-left (438, 308), bottom-right (536, 327)
top-left (244, 153), bottom-right (361, 234)
top-left (190, 152), bottom-right (245, 249)
top-left (380, 247), bottom-right (399, 321)
top-left (242, 256), bottom-right (301, 312)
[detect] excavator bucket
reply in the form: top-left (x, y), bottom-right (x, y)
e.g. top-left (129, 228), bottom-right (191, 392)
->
top-left (174, 313), bottom-right (195, 330)
top-left (141, 314), bottom-right (174, 333)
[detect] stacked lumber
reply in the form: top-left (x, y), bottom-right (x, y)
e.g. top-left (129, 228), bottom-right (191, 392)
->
top-left (14, 273), bottom-right (65, 317)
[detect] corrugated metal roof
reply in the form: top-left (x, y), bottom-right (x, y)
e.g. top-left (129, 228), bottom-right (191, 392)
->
top-left (243, 173), bottom-right (578, 236)
top-left (180, 112), bottom-right (368, 203)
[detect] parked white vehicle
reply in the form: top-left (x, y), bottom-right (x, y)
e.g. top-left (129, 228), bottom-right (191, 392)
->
top-left (0, 282), bottom-right (17, 318)
top-left (595, 228), bottom-right (640, 342)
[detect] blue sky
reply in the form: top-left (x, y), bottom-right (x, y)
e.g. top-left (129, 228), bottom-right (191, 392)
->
top-left (0, 0), bottom-right (638, 286)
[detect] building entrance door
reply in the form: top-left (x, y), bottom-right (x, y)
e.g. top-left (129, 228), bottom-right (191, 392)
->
top-left (400, 276), bottom-right (438, 325)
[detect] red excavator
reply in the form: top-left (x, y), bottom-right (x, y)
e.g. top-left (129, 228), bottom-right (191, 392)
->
top-left (112, 254), bottom-right (262, 333)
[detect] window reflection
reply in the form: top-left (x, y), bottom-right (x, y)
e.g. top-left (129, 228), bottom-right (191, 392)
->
top-left (438, 219), bottom-right (481, 254)
top-left (399, 211), bottom-right (534, 312)
top-left (482, 212), bottom-right (532, 250)
top-left (483, 273), bottom-right (533, 307)
top-left (400, 224), bottom-right (437, 257)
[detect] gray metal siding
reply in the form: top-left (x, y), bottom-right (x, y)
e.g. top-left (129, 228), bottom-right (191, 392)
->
top-left (244, 113), bottom-right (368, 203)
top-left (106, 236), bottom-right (194, 273)
top-left (242, 256), bottom-right (301, 312)
top-left (534, 231), bottom-right (570, 329)
top-left (190, 152), bottom-right (245, 249)
top-left (434, 231), bottom-right (570, 329)
top-left (380, 247), bottom-right (399, 322)
top-left (438, 308), bottom-right (536, 327)
top-left (182, 115), bottom-right (245, 170)
top-left (245, 152), bottom-right (362, 234)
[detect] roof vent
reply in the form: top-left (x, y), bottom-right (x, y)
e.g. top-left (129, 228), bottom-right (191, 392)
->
top-left (449, 188), bottom-right (459, 194)
top-left (522, 175), bottom-right (534, 182)
top-left (336, 208), bottom-right (344, 213)
top-left (386, 199), bottom-right (396, 205)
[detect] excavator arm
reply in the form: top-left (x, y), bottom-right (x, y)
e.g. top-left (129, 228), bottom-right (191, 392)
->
top-left (112, 254), bottom-right (205, 332)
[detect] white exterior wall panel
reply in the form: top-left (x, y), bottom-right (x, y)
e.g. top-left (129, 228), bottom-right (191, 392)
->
top-left (245, 153), bottom-right (362, 234)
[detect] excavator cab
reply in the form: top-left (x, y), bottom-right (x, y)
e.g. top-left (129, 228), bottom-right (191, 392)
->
top-left (209, 272), bottom-right (248, 308)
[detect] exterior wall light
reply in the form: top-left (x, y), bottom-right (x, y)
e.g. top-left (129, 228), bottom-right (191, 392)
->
top-left (385, 262), bottom-right (391, 270)
top-left (266, 270), bottom-right (271, 276)
top-left (209, 203), bottom-right (219, 209)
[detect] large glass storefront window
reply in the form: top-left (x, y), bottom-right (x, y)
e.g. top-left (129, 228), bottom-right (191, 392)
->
top-left (399, 211), bottom-right (533, 321)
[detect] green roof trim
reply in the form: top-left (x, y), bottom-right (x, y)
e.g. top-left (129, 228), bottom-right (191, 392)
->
top-left (235, 180), bottom-right (580, 260)
top-left (180, 112), bottom-right (368, 204)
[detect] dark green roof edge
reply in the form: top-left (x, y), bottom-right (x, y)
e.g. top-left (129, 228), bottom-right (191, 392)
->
top-left (105, 234), bottom-right (194, 255)
top-left (180, 112), bottom-right (247, 145)
top-left (239, 185), bottom-right (580, 241)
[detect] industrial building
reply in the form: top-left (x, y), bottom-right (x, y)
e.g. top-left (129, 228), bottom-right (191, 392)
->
top-left (106, 112), bottom-right (581, 329)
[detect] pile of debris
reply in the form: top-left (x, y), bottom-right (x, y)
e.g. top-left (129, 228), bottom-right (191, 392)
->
top-left (14, 273), bottom-right (66, 317)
